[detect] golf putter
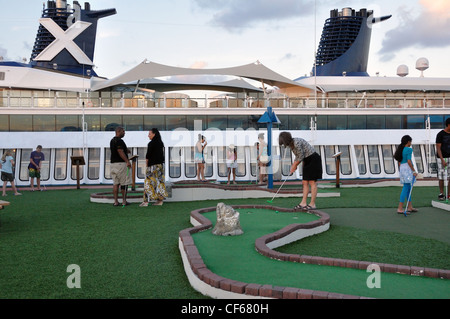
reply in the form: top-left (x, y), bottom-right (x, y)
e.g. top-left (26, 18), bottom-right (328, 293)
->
top-left (123, 167), bottom-right (130, 208)
top-left (445, 161), bottom-right (448, 204)
top-left (404, 176), bottom-right (416, 217)
top-left (267, 175), bottom-right (290, 203)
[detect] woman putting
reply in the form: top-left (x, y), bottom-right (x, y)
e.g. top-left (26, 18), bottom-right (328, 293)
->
top-left (279, 132), bottom-right (322, 211)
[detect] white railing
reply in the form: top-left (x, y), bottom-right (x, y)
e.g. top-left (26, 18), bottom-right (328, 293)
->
top-left (1, 95), bottom-right (449, 109)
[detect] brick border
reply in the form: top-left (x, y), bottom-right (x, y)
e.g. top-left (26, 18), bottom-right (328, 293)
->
top-left (179, 205), bottom-right (449, 299)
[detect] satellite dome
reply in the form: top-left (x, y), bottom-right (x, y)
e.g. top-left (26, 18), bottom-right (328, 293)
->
top-left (397, 65), bottom-right (409, 77)
top-left (416, 58), bottom-right (429, 71)
top-left (416, 58), bottom-right (429, 77)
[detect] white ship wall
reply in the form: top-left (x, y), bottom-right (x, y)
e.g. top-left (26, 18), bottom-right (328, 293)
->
top-left (1, 128), bottom-right (440, 187)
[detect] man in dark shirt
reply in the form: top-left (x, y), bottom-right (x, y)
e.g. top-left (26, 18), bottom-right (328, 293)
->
top-left (110, 126), bottom-right (132, 206)
top-left (436, 118), bottom-right (450, 201)
top-left (29, 145), bottom-right (45, 191)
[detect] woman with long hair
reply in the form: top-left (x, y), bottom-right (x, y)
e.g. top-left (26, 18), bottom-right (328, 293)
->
top-left (1, 150), bottom-right (22, 196)
top-left (140, 128), bottom-right (168, 206)
top-left (279, 132), bottom-right (322, 211)
top-left (195, 134), bottom-right (207, 182)
top-left (394, 135), bottom-right (418, 214)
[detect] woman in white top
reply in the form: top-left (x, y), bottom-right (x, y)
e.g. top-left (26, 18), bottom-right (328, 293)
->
top-left (258, 133), bottom-right (268, 184)
top-left (1, 150), bottom-right (22, 196)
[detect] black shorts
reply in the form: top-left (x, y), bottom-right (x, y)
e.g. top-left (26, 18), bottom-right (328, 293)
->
top-left (302, 152), bottom-right (322, 181)
top-left (1, 171), bottom-right (14, 182)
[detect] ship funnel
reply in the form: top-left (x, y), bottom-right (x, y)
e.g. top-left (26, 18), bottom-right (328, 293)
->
top-left (30, 0), bottom-right (116, 76)
top-left (312, 7), bottom-right (391, 77)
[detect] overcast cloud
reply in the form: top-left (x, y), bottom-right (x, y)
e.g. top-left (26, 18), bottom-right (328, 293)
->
top-left (379, 0), bottom-right (450, 61)
top-left (193, 0), bottom-right (315, 33)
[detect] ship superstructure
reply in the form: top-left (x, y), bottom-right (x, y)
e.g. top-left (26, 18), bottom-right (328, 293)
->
top-left (0, 3), bottom-right (449, 188)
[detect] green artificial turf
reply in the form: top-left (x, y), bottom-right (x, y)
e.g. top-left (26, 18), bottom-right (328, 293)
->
top-left (278, 224), bottom-right (450, 270)
top-left (0, 186), bottom-right (449, 299)
top-left (193, 208), bottom-right (449, 299)
top-left (0, 188), bottom-right (209, 299)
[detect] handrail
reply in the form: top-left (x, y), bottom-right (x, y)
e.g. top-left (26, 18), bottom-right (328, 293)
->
top-left (1, 95), bottom-right (448, 109)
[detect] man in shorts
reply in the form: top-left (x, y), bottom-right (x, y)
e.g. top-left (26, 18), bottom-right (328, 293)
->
top-left (436, 118), bottom-right (450, 201)
top-left (29, 145), bottom-right (45, 191)
top-left (110, 126), bottom-right (132, 206)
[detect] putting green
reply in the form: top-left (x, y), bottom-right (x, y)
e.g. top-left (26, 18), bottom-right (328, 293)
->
top-left (191, 208), bottom-right (450, 299)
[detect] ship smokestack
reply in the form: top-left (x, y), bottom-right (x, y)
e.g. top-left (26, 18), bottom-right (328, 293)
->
top-left (30, 1), bottom-right (116, 76)
top-left (312, 7), bottom-right (391, 77)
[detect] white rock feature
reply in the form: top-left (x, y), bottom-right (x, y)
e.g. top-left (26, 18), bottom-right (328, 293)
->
top-left (212, 203), bottom-right (244, 236)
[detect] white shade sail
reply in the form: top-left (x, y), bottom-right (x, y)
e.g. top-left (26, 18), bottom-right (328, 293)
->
top-left (91, 60), bottom-right (310, 91)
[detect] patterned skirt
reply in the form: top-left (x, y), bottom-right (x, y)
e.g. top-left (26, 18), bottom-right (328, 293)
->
top-left (399, 163), bottom-right (414, 184)
top-left (143, 164), bottom-right (168, 202)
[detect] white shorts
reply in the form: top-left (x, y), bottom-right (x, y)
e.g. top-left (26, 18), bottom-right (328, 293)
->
top-left (437, 158), bottom-right (450, 180)
top-left (226, 160), bottom-right (237, 169)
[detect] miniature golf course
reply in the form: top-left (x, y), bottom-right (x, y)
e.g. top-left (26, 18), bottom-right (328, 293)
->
top-left (182, 206), bottom-right (450, 299)
top-left (1, 186), bottom-right (449, 299)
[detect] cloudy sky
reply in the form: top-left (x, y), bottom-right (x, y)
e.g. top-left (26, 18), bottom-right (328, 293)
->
top-left (0, 0), bottom-right (449, 80)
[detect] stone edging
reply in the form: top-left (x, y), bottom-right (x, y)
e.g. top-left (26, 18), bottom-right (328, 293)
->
top-left (179, 205), bottom-right (449, 299)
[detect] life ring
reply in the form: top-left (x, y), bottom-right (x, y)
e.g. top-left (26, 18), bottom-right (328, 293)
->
top-left (86, 101), bottom-right (93, 107)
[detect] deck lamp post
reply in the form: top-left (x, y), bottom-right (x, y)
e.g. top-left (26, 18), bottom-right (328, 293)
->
top-left (258, 106), bottom-right (280, 189)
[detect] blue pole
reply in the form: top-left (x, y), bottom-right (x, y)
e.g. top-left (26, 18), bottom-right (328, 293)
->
top-left (267, 107), bottom-right (273, 189)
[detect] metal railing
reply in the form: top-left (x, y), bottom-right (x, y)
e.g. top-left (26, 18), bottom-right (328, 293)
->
top-left (1, 95), bottom-right (449, 109)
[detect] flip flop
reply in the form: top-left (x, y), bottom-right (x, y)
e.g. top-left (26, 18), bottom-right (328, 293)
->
top-left (293, 204), bottom-right (307, 211)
